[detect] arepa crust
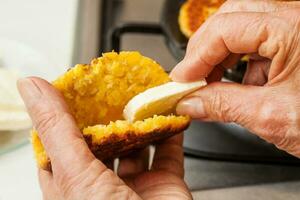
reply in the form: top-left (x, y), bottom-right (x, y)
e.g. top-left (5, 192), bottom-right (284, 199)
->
top-left (32, 51), bottom-right (191, 170)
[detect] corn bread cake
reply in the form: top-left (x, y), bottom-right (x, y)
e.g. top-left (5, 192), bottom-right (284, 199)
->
top-left (179, 0), bottom-right (225, 38)
top-left (32, 51), bottom-right (190, 170)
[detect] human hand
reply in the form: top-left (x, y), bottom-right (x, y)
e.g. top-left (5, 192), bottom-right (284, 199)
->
top-left (171, 0), bottom-right (300, 157)
top-left (17, 77), bottom-right (192, 200)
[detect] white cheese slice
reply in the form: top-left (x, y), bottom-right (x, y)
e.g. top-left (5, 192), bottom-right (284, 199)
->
top-left (123, 80), bottom-right (207, 122)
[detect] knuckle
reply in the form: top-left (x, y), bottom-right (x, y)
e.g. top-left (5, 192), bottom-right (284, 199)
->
top-left (219, 0), bottom-right (240, 12)
top-left (208, 87), bottom-right (232, 122)
top-left (56, 160), bottom-right (101, 198)
top-left (275, 130), bottom-right (299, 155)
top-left (29, 99), bottom-right (62, 137)
top-left (60, 161), bottom-right (133, 200)
top-left (35, 110), bottom-right (60, 137)
top-left (256, 100), bottom-right (291, 146)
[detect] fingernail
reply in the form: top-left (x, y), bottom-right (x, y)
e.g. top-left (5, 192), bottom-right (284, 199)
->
top-left (17, 78), bottom-right (42, 108)
top-left (170, 61), bottom-right (184, 81)
top-left (176, 97), bottom-right (206, 119)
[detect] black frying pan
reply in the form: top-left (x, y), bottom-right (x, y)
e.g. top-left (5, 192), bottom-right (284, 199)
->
top-left (160, 0), bottom-right (247, 82)
top-left (111, 0), bottom-right (246, 82)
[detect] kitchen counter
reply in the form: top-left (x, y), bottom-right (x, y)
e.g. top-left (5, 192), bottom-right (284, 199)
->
top-left (0, 0), bottom-right (79, 199)
top-left (0, 0), bottom-right (79, 79)
top-left (0, 144), bottom-right (41, 199)
top-left (184, 156), bottom-right (300, 190)
top-left (192, 181), bottom-right (300, 200)
top-left (1, 144), bottom-right (300, 200)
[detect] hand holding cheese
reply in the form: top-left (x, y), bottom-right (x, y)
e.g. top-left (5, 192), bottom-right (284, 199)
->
top-left (124, 80), bottom-right (206, 122)
top-left (171, 0), bottom-right (300, 158)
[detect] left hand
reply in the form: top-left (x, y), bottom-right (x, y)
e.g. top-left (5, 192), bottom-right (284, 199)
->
top-left (18, 77), bottom-right (192, 200)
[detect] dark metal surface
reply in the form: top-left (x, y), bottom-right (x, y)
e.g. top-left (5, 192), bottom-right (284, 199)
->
top-left (184, 122), bottom-right (300, 164)
top-left (111, 23), bottom-right (163, 52)
top-left (106, 0), bottom-right (247, 83)
top-left (160, 0), bottom-right (187, 60)
top-left (185, 156), bottom-right (300, 190)
top-left (161, 0), bottom-right (247, 83)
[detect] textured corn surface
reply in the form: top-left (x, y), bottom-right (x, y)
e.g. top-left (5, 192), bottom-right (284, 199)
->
top-left (32, 51), bottom-right (191, 170)
top-left (84, 115), bottom-right (190, 144)
top-left (179, 0), bottom-right (225, 38)
top-left (84, 115), bottom-right (190, 162)
top-left (31, 130), bottom-right (49, 170)
top-left (53, 51), bottom-right (170, 129)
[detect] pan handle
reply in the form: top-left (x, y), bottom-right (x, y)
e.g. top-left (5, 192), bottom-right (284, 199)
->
top-left (110, 23), bottom-right (164, 52)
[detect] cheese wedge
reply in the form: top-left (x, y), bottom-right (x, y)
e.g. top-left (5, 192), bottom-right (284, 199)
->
top-left (123, 80), bottom-right (207, 122)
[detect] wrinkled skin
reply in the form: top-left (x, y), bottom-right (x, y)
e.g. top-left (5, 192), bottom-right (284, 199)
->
top-left (171, 0), bottom-right (300, 157)
top-left (18, 77), bottom-right (192, 200)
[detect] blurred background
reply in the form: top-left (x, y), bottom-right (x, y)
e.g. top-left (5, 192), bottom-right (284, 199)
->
top-left (0, 0), bottom-right (300, 199)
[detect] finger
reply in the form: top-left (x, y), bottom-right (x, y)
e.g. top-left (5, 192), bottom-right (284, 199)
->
top-left (176, 82), bottom-right (267, 126)
top-left (218, 0), bottom-right (300, 14)
top-left (176, 81), bottom-right (297, 153)
top-left (177, 81), bottom-right (300, 158)
top-left (38, 169), bottom-right (62, 200)
top-left (170, 11), bottom-right (289, 82)
top-left (118, 148), bottom-right (149, 178)
top-left (17, 77), bottom-right (100, 174)
top-left (151, 134), bottom-right (184, 178)
top-left (243, 59), bottom-right (270, 86)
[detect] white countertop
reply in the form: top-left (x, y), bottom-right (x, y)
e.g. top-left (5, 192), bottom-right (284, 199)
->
top-left (0, 144), bottom-right (41, 199)
top-left (3, 144), bottom-right (299, 200)
top-left (0, 0), bottom-right (79, 79)
top-left (0, 0), bottom-right (78, 199)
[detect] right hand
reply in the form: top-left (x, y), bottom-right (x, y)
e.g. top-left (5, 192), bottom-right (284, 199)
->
top-left (171, 0), bottom-right (300, 157)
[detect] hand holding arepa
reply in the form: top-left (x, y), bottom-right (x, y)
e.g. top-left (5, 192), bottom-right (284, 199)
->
top-left (18, 77), bottom-right (191, 200)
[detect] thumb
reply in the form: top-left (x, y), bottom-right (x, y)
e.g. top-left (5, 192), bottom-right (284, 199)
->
top-left (17, 77), bottom-right (99, 174)
top-left (177, 82), bottom-right (300, 158)
top-left (176, 82), bottom-right (265, 127)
